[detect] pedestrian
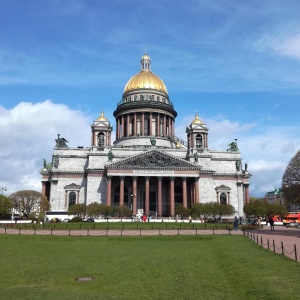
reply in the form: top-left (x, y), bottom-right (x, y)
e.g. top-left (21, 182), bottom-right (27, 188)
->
top-left (269, 216), bottom-right (275, 231)
top-left (142, 214), bottom-right (147, 223)
top-left (233, 216), bottom-right (239, 231)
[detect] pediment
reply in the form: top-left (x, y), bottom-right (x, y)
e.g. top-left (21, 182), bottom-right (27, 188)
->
top-left (106, 150), bottom-right (201, 170)
top-left (64, 183), bottom-right (81, 190)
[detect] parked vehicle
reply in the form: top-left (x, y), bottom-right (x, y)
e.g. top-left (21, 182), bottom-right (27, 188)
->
top-left (45, 211), bottom-right (75, 222)
top-left (282, 212), bottom-right (300, 226)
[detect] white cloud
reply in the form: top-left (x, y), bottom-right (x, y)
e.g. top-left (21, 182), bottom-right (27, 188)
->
top-left (276, 34), bottom-right (300, 60)
top-left (0, 100), bottom-right (91, 195)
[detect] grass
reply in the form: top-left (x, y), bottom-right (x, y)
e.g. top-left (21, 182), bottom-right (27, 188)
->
top-left (1, 221), bottom-right (233, 231)
top-left (1, 234), bottom-right (299, 300)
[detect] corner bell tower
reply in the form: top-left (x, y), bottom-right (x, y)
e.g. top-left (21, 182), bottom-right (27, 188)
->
top-left (186, 113), bottom-right (209, 154)
top-left (91, 111), bottom-right (112, 150)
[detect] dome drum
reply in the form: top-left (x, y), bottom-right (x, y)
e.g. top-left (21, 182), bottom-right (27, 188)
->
top-left (113, 135), bottom-right (177, 149)
top-left (113, 100), bottom-right (177, 119)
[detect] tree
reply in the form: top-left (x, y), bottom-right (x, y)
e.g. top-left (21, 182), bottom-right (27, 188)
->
top-left (99, 204), bottom-right (112, 219)
top-left (282, 150), bottom-right (300, 208)
top-left (0, 195), bottom-right (13, 219)
top-left (112, 205), bottom-right (132, 218)
top-left (191, 203), bottom-right (207, 219)
top-left (9, 190), bottom-right (48, 218)
top-left (175, 204), bottom-right (190, 218)
top-left (86, 202), bottom-right (103, 219)
top-left (243, 200), bottom-right (288, 219)
top-left (68, 204), bottom-right (86, 218)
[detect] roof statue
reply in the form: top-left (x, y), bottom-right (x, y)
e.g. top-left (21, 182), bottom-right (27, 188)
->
top-left (108, 150), bottom-right (114, 161)
top-left (227, 139), bottom-right (239, 152)
top-left (150, 137), bottom-right (156, 146)
top-left (55, 134), bottom-right (68, 148)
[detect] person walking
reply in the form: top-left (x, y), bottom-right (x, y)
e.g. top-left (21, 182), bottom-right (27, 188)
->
top-left (269, 216), bottom-right (275, 231)
top-left (233, 216), bottom-right (239, 231)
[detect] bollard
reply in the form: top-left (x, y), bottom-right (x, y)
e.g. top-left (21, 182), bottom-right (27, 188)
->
top-left (267, 239), bottom-right (270, 250)
top-left (261, 237), bottom-right (263, 246)
top-left (294, 244), bottom-right (297, 261)
top-left (281, 241), bottom-right (284, 255)
top-left (273, 240), bottom-right (275, 252)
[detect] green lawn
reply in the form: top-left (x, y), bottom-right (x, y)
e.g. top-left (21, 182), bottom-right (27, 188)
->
top-left (2, 221), bottom-right (233, 231)
top-left (1, 235), bottom-right (299, 300)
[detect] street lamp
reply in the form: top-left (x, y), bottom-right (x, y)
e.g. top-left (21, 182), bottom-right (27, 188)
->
top-left (1, 187), bottom-right (7, 195)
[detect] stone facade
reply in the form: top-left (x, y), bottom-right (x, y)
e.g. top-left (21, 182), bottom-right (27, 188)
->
top-left (41, 53), bottom-right (250, 217)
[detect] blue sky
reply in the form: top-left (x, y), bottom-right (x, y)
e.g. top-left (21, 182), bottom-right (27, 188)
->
top-left (1, 0), bottom-right (300, 197)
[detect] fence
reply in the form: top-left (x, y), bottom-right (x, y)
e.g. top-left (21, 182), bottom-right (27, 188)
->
top-left (0, 227), bottom-right (238, 237)
top-left (244, 230), bottom-right (298, 262)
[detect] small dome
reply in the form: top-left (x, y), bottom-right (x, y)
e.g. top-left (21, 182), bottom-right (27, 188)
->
top-left (192, 113), bottom-right (203, 125)
top-left (96, 111), bottom-right (108, 122)
top-left (141, 53), bottom-right (150, 60)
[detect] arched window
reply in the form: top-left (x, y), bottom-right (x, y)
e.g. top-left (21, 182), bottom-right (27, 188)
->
top-left (144, 117), bottom-right (150, 136)
top-left (124, 120), bottom-right (127, 137)
top-left (69, 192), bottom-right (76, 207)
top-left (196, 134), bottom-right (203, 148)
top-left (131, 118), bottom-right (134, 135)
top-left (113, 185), bottom-right (120, 206)
top-left (98, 132), bottom-right (105, 150)
top-left (220, 193), bottom-right (227, 205)
top-left (174, 185), bottom-right (183, 207)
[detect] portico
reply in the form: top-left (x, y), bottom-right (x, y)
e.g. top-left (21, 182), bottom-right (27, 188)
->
top-left (105, 149), bottom-right (201, 217)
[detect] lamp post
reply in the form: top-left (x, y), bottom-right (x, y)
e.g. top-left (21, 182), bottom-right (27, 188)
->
top-left (1, 187), bottom-right (7, 195)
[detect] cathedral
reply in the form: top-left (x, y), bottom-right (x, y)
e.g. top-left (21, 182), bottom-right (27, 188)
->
top-left (41, 53), bottom-right (250, 218)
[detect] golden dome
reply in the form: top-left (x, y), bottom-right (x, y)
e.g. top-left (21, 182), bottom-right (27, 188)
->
top-left (192, 113), bottom-right (203, 125)
top-left (96, 111), bottom-right (108, 122)
top-left (123, 52), bottom-right (168, 95)
top-left (124, 71), bottom-right (168, 94)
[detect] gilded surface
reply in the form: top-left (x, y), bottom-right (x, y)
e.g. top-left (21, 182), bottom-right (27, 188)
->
top-left (124, 70), bottom-right (168, 94)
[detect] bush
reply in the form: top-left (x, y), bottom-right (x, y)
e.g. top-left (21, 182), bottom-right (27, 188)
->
top-left (69, 217), bottom-right (83, 222)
